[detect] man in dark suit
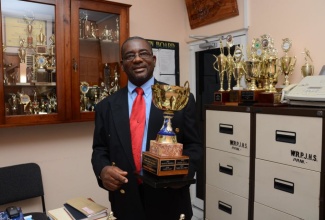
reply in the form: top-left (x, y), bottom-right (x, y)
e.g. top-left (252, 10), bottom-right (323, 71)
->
top-left (91, 36), bottom-right (202, 220)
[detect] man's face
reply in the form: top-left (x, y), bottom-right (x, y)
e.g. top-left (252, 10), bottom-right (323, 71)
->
top-left (121, 39), bottom-right (156, 87)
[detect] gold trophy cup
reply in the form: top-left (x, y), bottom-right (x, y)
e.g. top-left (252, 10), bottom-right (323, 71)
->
top-left (142, 81), bottom-right (190, 176)
top-left (279, 38), bottom-right (296, 86)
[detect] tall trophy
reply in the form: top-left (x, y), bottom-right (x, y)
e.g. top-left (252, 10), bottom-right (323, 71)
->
top-left (212, 40), bottom-right (229, 104)
top-left (80, 81), bottom-right (90, 111)
top-left (226, 35), bottom-right (234, 92)
top-left (18, 37), bottom-right (27, 83)
top-left (142, 81), bottom-right (190, 176)
top-left (301, 48), bottom-right (314, 77)
top-left (279, 38), bottom-right (296, 86)
top-left (233, 46), bottom-right (246, 90)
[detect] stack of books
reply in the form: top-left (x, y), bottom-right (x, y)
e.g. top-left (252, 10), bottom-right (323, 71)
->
top-left (48, 197), bottom-right (110, 220)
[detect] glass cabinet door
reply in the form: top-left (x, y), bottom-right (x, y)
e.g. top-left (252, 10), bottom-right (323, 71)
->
top-left (0, 0), bottom-right (66, 126)
top-left (71, 0), bottom-right (130, 121)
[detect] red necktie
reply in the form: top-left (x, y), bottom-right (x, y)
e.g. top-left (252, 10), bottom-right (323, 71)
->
top-left (130, 87), bottom-right (145, 173)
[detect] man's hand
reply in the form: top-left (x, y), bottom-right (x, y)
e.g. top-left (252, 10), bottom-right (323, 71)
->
top-left (100, 165), bottom-right (128, 191)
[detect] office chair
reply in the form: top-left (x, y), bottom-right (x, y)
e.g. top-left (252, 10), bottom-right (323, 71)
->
top-left (0, 163), bottom-right (48, 220)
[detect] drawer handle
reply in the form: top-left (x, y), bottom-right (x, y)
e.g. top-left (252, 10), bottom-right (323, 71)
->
top-left (219, 123), bottom-right (233, 134)
top-left (274, 178), bottom-right (294, 194)
top-left (218, 201), bottom-right (232, 214)
top-left (275, 130), bottom-right (296, 144)
top-left (219, 164), bottom-right (233, 176)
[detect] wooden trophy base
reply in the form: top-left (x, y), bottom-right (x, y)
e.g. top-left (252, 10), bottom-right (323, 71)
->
top-left (255, 92), bottom-right (287, 106)
top-left (213, 91), bottom-right (230, 105)
top-left (142, 151), bottom-right (189, 176)
top-left (239, 90), bottom-right (264, 105)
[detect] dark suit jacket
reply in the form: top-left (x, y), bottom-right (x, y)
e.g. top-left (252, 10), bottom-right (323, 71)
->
top-left (91, 81), bottom-right (202, 220)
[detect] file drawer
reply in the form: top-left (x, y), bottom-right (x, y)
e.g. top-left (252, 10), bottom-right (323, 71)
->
top-left (206, 184), bottom-right (248, 220)
top-left (255, 159), bottom-right (320, 220)
top-left (256, 114), bottom-right (322, 171)
top-left (206, 110), bottom-right (250, 156)
top-left (206, 148), bottom-right (250, 198)
top-left (254, 202), bottom-right (301, 220)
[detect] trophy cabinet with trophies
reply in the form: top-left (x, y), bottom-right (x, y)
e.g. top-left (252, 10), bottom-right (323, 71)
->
top-left (0, 0), bottom-right (130, 127)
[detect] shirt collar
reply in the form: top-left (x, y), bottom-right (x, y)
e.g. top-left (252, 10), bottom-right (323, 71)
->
top-left (128, 77), bottom-right (155, 97)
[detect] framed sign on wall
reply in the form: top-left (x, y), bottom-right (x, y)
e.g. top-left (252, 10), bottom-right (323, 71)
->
top-left (185, 0), bottom-right (239, 29)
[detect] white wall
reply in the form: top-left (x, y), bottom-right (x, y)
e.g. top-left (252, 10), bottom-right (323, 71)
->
top-left (1, 0), bottom-right (325, 213)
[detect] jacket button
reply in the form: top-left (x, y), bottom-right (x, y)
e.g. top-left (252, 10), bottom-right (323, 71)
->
top-left (120, 189), bottom-right (125, 194)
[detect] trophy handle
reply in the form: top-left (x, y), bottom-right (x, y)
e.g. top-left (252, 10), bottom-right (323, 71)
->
top-left (289, 56), bottom-right (297, 74)
top-left (183, 80), bottom-right (190, 90)
top-left (212, 54), bottom-right (219, 72)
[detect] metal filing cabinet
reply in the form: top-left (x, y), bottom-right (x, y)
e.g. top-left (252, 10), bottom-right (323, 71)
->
top-left (205, 105), bottom-right (325, 220)
top-left (254, 110), bottom-right (323, 220)
top-left (205, 106), bottom-right (252, 220)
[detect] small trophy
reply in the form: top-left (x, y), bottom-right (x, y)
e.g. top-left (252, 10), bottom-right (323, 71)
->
top-left (301, 48), bottom-right (314, 77)
top-left (142, 81), bottom-right (190, 176)
top-left (279, 38), bottom-right (296, 86)
top-left (108, 66), bottom-right (120, 95)
top-left (8, 94), bottom-right (18, 115)
top-left (23, 14), bottom-right (35, 48)
top-left (80, 81), bottom-right (90, 111)
top-left (101, 25), bottom-right (113, 42)
top-left (17, 92), bottom-right (31, 114)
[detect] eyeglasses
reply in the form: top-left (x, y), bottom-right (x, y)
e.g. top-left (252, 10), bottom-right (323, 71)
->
top-left (123, 51), bottom-right (153, 61)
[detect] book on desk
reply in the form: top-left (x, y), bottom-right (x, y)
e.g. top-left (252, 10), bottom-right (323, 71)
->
top-left (48, 197), bottom-right (108, 220)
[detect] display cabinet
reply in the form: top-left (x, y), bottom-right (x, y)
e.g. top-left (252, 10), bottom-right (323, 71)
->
top-left (0, 0), bottom-right (130, 127)
top-left (70, 0), bottom-right (130, 121)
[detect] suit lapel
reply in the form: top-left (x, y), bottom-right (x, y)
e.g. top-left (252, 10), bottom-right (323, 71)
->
top-left (110, 88), bottom-right (135, 169)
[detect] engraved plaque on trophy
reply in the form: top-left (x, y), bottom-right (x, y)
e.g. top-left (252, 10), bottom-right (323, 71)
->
top-left (142, 82), bottom-right (190, 176)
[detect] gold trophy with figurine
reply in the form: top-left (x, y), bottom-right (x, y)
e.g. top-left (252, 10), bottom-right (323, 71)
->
top-left (279, 38), bottom-right (296, 86)
top-left (301, 48), bottom-right (314, 77)
top-left (142, 82), bottom-right (190, 176)
top-left (212, 40), bottom-right (229, 104)
top-left (226, 35), bottom-right (234, 92)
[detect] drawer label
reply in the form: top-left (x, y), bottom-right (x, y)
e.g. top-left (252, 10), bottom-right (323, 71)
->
top-left (291, 150), bottom-right (317, 164)
top-left (230, 140), bottom-right (248, 151)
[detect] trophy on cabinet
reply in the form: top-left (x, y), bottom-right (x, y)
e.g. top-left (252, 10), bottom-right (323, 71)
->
top-left (279, 38), bottom-right (296, 86)
top-left (301, 48), bottom-right (314, 77)
top-left (226, 35), bottom-right (234, 92)
top-left (233, 46), bottom-right (246, 90)
top-left (212, 40), bottom-right (229, 104)
top-left (142, 81), bottom-right (190, 176)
